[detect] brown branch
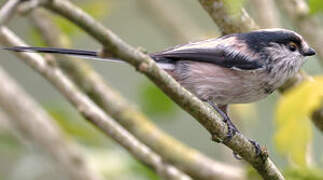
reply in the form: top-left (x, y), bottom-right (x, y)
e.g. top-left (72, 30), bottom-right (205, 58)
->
top-left (0, 66), bottom-right (104, 180)
top-left (0, 0), bottom-right (21, 25)
top-left (27, 9), bottom-right (245, 180)
top-left (0, 26), bottom-right (191, 180)
top-left (198, 0), bottom-right (259, 34)
top-left (249, 0), bottom-right (280, 28)
top-left (136, 0), bottom-right (209, 43)
top-left (21, 0), bottom-right (286, 179)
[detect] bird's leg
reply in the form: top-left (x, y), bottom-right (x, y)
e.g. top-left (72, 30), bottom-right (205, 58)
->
top-left (207, 101), bottom-right (266, 160)
top-left (207, 101), bottom-right (239, 141)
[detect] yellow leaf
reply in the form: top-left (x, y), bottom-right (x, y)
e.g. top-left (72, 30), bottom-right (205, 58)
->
top-left (274, 76), bottom-right (323, 167)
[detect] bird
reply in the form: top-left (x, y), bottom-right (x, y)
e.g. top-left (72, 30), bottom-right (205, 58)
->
top-left (3, 28), bottom-right (316, 157)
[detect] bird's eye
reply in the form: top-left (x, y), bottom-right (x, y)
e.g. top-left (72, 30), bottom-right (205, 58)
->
top-left (288, 42), bottom-right (297, 52)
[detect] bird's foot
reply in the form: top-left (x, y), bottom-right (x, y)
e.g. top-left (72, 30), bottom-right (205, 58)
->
top-left (249, 139), bottom-right (268, 162)
top-left (211, 119), bottom-right (239, 143)
top-left (230, 138), bottom-right (268, 161)
top-left (207, 101), bottom-right (239, 142)
top-left (207, 101), bottom-right (268, 161)
top-left (222, 115), bottom-right (239, 143)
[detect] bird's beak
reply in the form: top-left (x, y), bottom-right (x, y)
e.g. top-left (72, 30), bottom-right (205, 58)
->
top-left (303, 47), bottom-right (316, 56)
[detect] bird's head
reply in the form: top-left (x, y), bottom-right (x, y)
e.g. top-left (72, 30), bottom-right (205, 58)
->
top-left (238, 28), bottom-right (315, 75)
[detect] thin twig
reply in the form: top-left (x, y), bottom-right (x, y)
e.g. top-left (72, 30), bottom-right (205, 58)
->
top-left (198, 0), bottom-right (259, 34)
top-left (136, 0), bottom-right (209, 43)
top-left (0, 0), bottom-right (21, 25)
top-left (0, 26), bottom-right (191, 180)
top-left (249, 0), bottom-right (280, 28)
top-left (28, 9), bottom-right (244, 180)
top-left (0, 66), bottom-right (104, 180)
top-left (31, 0), bottom-right (284, 179)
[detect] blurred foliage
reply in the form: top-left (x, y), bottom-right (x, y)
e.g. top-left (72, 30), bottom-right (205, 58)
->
top-left (248, 166), bottom-right (323, 180)
top-left (52, 1), bottom-right (109, 36)
top-left (231, 103), bottom-right (257, 122)
top-left (274, 76), bottom-right (323, 167)
top-left (309, 0), bottom-right (323, 14)
top-left (0, 133), bottom-right (21, 150)
top-left (46, 105), bottom-right (108, 146)
top-left (131, 160), bottom-right (160, 180)
top-left (29, 28), bottom-right (47, 47)
top-left (139, 82), bottom-right (177, 117)
top-left (246, 166), bottom-right (263, 180)
top-left (87, 148), bottom-right (159, 180)
top-left (225, 0), bottom-right (246, 15)
top-left (29, 0), bottom-right (109, 45)
top-left (284, 167), bottom-right (323, 180)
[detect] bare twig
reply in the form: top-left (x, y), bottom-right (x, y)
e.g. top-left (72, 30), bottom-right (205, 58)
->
top-left (0, 66), bottom-right (103, 180)
top-left (0, 26), bottom-right (191, 180)
top-left (198, 0), bottom-right (259, 34)
top-left (249, 0), bottom-right (280, 28)
top-left (136, 0), bottom-right (209, 42)
top-left (27, 9), bottom-right (245, 180)
top-left (0, 0), bottom-right (21, 25)
top-left (27, 0), bottom-right (285, 179)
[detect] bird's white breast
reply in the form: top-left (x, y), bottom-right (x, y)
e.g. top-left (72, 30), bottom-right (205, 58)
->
top-left (172, 61), bottom-right (285, 104)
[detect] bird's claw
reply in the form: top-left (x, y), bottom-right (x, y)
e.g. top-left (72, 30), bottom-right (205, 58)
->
top-left (249, 139), bottom-right (268, 162)
top-left (207, 101), bottom-right (268, 161)
top-left (223, 120), bottom-right (238, 143)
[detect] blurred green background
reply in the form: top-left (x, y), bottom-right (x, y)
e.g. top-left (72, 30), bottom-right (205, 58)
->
top-left (0, 0), bottom-right (323, 179)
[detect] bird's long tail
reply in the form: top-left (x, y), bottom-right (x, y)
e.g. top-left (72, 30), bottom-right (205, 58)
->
top-left (2, 46), bottom-right (122, 63)
top-left (2, 46), bottom-right (175, 69)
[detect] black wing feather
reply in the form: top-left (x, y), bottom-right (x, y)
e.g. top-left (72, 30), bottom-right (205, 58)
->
top-left (150, 38), bottom-right (264, 70)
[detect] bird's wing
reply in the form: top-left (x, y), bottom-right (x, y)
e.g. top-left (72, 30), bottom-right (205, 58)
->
top-left (150, 37), bottom-right (265, 70)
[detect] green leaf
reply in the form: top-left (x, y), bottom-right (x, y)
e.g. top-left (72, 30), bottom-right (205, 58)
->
top-left (308, 0), bottom-right (323, 14)
top-left (46, 106), bottom-right (107, 146)
top-left (29, 28), bottom-right (46, 47)
top-left (284, 167), bottom-right (323, 180)
top-left (80, 1), bottom-right (110, 19)
top-left (274, 76), bottom-right (323, 167)
top-left (52, 1), bottom-right (109, 36)
top-left (139, 82), bottom-right (176, 117)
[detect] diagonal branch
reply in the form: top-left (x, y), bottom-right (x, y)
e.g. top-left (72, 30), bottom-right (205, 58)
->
top-left (248, 0), bottom-right (281, 28)
top-left (198, 0), bottom-right (258, 34)
top-left (28, 9), bottom-right (244, 180)
top-left (136, 0), bottom-right (209, 43)
top-left (30, 0), bottom-right (284, 179)
top-left (0, 26), bottom-right (191, 180)
top-left (0, 66), bottom-right (104, 180)
top-left (0, 0), bottom-right (21, 25)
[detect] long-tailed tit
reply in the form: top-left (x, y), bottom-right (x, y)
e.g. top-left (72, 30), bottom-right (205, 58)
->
top-left (4, 28), bottom-right (316, 157)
